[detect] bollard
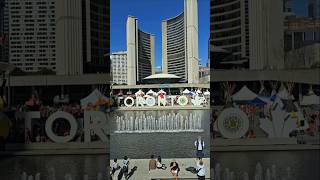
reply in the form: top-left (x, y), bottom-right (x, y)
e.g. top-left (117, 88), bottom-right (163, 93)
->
top-left (27, 175), bottom-right (34, 180)
top-left (223, 168), bottom-right (230, 180)
top-left (255, 162), bottom-right (263, 180)
top-left (35, 173), bottom-right (40, 180)
top-left (286, 167), bottom-right (291, 180)
top-left (215, 163), bottom-right (221, 180)
top-left (271, 165), bottom-right (277, 180)
top-left (97, 173), bottom-right (103, 180)
top-left (64, 173), bottom-right (72, 180)
top-left (21, 172), bottom-right (27, 180)
top-left (83, 174), bottom-right (89, 180)
top-left (243, 172), bottom-right (249, 180)
top-left (97, 172), bottom-right (103, 180)
top-left (230, 171), bottom-right (234, 180)
top-left (48, 167), bottom-right (56, 180)
top-left (265, 168), bottom-right (271, 180)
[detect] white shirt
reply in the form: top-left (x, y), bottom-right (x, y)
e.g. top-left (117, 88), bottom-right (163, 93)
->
top-left (194, 140), bottom-right (204, 150)
top-left (111, 162), bottom-right (119, 169)
top-left (196, 164), bottom-right (205, 176)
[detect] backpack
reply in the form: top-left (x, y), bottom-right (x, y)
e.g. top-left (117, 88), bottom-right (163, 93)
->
top-left (196, 140), bottom-right (204, 150)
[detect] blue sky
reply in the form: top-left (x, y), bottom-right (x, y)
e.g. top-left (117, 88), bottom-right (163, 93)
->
top-left (110, 0), bottom-right (210, 69)
top-left (291, 0), bottom-right (308, 16)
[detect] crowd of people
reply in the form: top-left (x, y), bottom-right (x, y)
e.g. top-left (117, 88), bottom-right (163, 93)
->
top-left (110, 136), bottom-right (207, 180)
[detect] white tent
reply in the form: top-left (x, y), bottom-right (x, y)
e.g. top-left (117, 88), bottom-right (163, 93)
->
top-left (53, 94), bottom-right (70, 104)
top-left (146, 89), bottom-right (157, 96)
top-left (277, 84), bottom-right (294, 100)
top-left (183, 88), bottom-right (190, 94)
top-left (232, 85), bottom-right (257, 101)
top-left (196, 89), bottom-right (202, 94)
top-left (135, 89), bottom-right (144, 96)
top-left (158, 89), bottom-right (166, 94)
top-left (300, 89), bottom-right (320, 105)
top-left (204, 90), bottom-right (210, 96)
top-left (80, 89), bottom-right (107, 108)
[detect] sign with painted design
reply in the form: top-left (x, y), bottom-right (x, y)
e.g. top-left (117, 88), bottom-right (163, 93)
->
top-left (217, 108), bottom-right (249, 139)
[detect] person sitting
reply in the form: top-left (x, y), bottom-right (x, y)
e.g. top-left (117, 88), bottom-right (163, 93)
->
top-left (149, 155), bottom-right (157, 171)
top-left (246, 130), bottom-right (257, 138)
top-left (307, 120), bottom-right (316, 136)
top-left (111, 158), bottom-right (121, 176)
top-left (170, 160), bottom-right (180, 180)
top-left (156, 156), bottom-right (167, 170)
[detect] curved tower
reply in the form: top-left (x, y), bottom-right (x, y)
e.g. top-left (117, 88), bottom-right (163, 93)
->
top-left (126, 16), bottom-right (155, 85)
top-left (162, 0), bottom-right (199, 84)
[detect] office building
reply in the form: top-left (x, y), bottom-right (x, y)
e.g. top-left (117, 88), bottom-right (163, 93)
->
top-left (211, 0), bottom-right (284, 70)
top-left (8, 0), bottom-right (56, 72)
top-left (56, 0), bottom-right (109, 75)
top-left (0, 0), bottom-right (8, 63)
top-left (6, 0), bottom-right (109, 75)
top-left (126, 16), bottom-right (155, 85)
top-left (111, 51), bottom-right (127, 85)
top-left (308, 0), bottom-right (320, 19)
top-left (162, 0), bottom-right (199, 83)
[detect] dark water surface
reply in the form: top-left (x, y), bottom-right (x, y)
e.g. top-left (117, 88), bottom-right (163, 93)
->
top-left (213, 150), bottom-right (320, 180)
top-left (110, 109), bottom-right (211, 159)
top-left (0, 155), bottom-right (108, 180)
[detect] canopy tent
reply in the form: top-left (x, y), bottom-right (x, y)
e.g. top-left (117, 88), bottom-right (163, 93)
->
top-left (146, 89), bottom-right (157, 96)
top-left (117, 90), bottom-right (123, 96)
top-left (158, 89), bottom-right (166, 94)
top-left (183, 88), bottom-right (190, 94)
top-left (80, 89), bottom-right (108, 108)
top-left (258, 85), bottom-right (270, 97)
top-left (189, 89), bottom-right (196, 96)
top-left (196, 89), bottom-right (202, 94)
top-left (300, 89), bottom-right (320, 106)
top-left (204, 90), bottom-right (210, 96)
top-left (53, 94), bottom-right (70, 104)
top-left (250, 97), bottom-right (268, 105)
top-left (135, 89), bottom-right (145, 96)
top-left (232, 85), bottom-right (257, 101)
top-left (277, 84), bottom-right (294, 100)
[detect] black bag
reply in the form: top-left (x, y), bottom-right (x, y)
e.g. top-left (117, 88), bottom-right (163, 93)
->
top-left (185, 167), bottom-right (197, 174)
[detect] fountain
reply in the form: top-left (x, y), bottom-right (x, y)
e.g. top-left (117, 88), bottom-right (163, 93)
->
top-left (114, 112), bottom-right (203, 133)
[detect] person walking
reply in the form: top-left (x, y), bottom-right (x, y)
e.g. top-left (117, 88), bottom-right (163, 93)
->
top-left (196, 159), bottom-right (205, 180)
top-left (122, 156), bottom-right (130, 179)
top-left (111, 158), bottom-right (121, 176)
top-left (194, 136), bottom-right (204, 158)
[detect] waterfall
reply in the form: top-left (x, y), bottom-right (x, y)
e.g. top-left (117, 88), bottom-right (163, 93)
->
top-left (114, 112), bottom-right (204, 133)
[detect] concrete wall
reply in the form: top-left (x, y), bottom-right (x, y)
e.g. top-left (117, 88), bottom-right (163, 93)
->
top-left (56, 0), bottom-right (83, 75)
top-left (249, 0), bottom-right (284, 70)
top-left (126, 16), bottom-right (137, 85)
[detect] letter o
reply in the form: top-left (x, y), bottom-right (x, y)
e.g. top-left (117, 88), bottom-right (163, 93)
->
top-left (145, 96), bottom-right (156, 106)
top-left (124, 97), bottom-right (134, 107)
top-left (45, 111), bottom-right (78, 143)
top-left (177, 96), bottom-right (188, 106)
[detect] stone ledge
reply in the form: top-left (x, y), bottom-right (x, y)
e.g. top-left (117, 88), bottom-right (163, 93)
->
top-left (111, 158), bottom-right (211, 180)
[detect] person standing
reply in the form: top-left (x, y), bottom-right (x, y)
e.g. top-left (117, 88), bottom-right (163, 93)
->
top-left (196, 159), bottom-right (205, 180)
top-left (194, 136), bottom-right (204, 158)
